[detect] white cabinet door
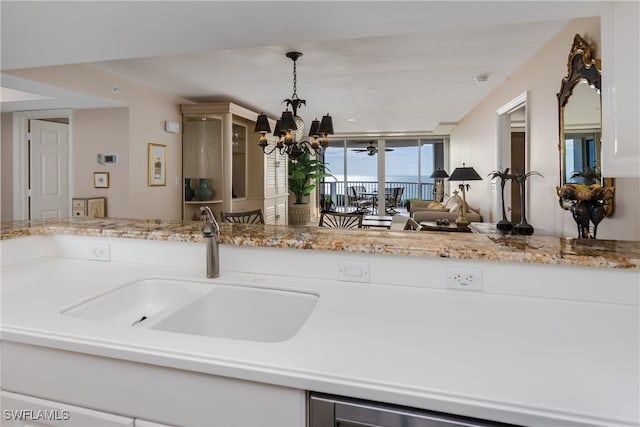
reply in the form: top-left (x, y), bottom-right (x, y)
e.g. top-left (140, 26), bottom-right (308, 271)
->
top-left (1, 391), bottom-right (134, 427)
top-left (265, 147), bottom-right (287, 196)
top-left (264, 148), bottom-right (289, 224)
top-left (601, 1), bottom-right (640, 177)
top-left (275, 196), bottom-right (288, 226)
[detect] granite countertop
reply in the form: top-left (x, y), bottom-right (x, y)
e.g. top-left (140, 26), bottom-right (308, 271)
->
top-left (2, 217), bottom-right (640, 270)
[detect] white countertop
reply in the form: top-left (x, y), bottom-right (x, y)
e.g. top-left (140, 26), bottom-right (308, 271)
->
top-left (1, 237), bottom-right (638, 426)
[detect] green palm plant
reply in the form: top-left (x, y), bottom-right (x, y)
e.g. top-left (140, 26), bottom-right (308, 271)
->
top-left (288, 151), bottom-right (333, 204)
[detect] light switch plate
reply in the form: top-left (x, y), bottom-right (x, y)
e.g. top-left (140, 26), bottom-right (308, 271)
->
top-left (338, 262), bottom-right (370, 283)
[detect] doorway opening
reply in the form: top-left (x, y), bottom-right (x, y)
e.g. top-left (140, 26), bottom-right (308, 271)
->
top-left (496, 93), bottom-right (528, 224)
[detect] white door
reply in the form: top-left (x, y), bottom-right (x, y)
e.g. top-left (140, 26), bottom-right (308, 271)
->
top-left (29, 119), bottom-right (70, 219)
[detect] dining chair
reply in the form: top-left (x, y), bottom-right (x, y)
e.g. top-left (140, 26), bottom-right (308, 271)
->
top-left (222, 209), bottom-right (265, 224)
top-left (347, 186), bottom-right (373, 213)
top-left (385, 187), bottom-right (404, 214)
top-left (319, 212), bottom-right (363, 228)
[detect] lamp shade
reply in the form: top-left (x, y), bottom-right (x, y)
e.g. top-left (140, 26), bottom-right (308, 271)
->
top-left (318, 114), bottom-right (334, 135)
top-left (272, 120), bottom-right (284, 138)
top-left (254, 113), bottom-right (271, 134)
top-left (448, 165), bottom-right (482, 181)
top-left (308, 118), bottom-right (320, 137)
top-left (279, 111), bottom-right (297, 131)
top-left (430, 168), bottom-right (449, 179)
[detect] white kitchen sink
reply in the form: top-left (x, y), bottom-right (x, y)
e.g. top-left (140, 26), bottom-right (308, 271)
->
top-left (62, 278), bottom-right (318, 342)
top-left (62, 279), bottom-right (211, 326)
top-left (144, 285), bottom-right (318, 342)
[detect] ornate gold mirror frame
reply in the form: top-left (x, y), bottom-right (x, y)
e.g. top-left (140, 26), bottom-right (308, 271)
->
top-left (556, 34), bottom-right (615, 238)
top-left (557, 34), bottom-right (614, 223)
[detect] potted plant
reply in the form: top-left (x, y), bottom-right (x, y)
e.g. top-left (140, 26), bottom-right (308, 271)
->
top-left (288, 150), bottom-right (332, 225)
top-left (320, 194), bottom-right (335, 213)
top-left (404, 197), bottom-right (418, 211)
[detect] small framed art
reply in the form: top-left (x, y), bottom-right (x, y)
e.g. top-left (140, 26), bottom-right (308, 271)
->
top-left (93, 172), bottom-right (110, 188)
top-left (148, 143), bottom-right (167, 186)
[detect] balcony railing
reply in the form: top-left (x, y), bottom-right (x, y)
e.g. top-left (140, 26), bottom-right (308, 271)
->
top-left (320, 180), bottom-right (435, 212)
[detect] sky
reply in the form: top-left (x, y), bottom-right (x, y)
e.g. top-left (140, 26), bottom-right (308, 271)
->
top-left (323, 144), bottom-right (435, 181)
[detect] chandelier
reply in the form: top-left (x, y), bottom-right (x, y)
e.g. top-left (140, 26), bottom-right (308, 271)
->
top-left (254, 51), bottom-right (334, 160)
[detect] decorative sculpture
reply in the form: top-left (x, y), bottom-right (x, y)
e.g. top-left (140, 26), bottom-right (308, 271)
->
top-left (487, 168), bottom-right (513, 233)
top-left (557, 184), bottom-right (614, 238)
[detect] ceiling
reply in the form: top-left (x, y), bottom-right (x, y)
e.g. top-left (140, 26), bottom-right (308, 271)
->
top-left (0, 1), bottom-right (602, 135)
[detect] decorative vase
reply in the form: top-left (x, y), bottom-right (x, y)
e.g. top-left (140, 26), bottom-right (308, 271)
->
top-left (184, 178), bottom-right (194, 201)
top-left (570, 201), bottom-right (591, 238)
top-left (513, 175), bottom-right (534, 235)
top-left (496, 177), bottom-right (513, 233)
top-left (194, 178), bottom-right (213, 201)
top-left (557, 184), bottom-right (614, 238)
top-left (588, 202), bottom-right (606, 239)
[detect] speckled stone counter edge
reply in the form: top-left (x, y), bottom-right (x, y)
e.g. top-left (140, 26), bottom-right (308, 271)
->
top-left (2, 218), bottom-right (639, 270)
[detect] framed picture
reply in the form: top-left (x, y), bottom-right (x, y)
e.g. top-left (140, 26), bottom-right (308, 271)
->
top-left (148, 143), bottom-right (167, 186)
top-left (93, 172), bottom-right (110, 188)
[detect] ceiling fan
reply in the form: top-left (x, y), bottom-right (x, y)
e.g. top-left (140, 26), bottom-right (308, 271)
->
top-left (351, 142), bottom-right (394, 156)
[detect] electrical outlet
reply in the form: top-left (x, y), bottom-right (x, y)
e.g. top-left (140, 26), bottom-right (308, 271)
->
top-left (88, 242), bottom-right (110, 261)
top-left (445, 267), bottom-right (482, 291)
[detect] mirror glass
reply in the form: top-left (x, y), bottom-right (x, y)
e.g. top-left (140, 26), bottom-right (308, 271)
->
top-left (562, 80), bottom-right (601, 185)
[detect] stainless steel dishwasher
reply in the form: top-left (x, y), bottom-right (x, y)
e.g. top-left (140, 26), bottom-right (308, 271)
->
top-left (309, 393), bottom-right (519, 427)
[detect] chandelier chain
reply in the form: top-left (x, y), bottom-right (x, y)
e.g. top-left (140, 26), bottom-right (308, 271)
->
top-left (292, 58), bottom-right (298, 99)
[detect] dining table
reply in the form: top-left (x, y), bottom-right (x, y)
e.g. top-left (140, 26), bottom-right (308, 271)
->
top-left (358, 190), bottom-right (393, 214)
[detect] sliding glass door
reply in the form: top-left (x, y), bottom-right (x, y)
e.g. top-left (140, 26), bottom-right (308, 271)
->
top-left (321, 138), bottom-right (447, 213)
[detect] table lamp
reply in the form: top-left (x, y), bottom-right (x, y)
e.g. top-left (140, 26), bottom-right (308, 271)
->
top-left (448, 163), bottom-right (482, 225)
top-left (430, 168), bottom-right (449, 202)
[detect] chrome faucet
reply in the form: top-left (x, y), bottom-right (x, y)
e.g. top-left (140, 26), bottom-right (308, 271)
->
top-left (200, 206), bottom-right (220, 278)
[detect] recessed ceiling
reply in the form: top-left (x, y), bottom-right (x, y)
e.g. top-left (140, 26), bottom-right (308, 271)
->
top-left (1, 1), bottom-right (602, 133)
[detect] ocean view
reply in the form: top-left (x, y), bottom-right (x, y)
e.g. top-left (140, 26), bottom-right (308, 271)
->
top-left (320, 175), bottom-right (437, 204)
top-left (323, 175), bottom-right (435, 183)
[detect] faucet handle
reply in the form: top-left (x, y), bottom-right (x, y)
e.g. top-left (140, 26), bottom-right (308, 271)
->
top-left (199, 206), bottom-right (220, 237)
top-left (200, 206), bottom-right (215, 222)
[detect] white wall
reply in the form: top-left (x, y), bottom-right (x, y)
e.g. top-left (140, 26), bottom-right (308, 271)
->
top-left (450, 17), bottom-right (639, 241)
top-left (73, 108), bottom-right (129, 218)
top-left (5, 65), bottom-right (189, 220)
